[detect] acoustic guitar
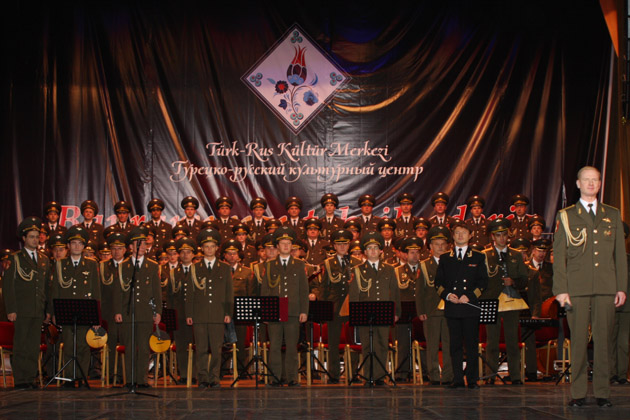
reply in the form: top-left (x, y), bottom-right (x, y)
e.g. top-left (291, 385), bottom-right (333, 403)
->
top-left (148, 298), bottom-right (171, 353)
top-left (86, 326), bottom-right (108, 349)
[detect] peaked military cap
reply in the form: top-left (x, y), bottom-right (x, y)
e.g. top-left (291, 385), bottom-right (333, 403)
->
top-left (467, 195), bottom-right (485, 208)
top-left (511, 194), bottom-right (529, 206)
top-left (106, 232), bottom-right (127, 247)
top-left (527, 215), bottom-right (545, 229)
top-left (344, 219), bottom-right (362, 233)
top-left (44, 201), bottom-right (62, 214)
top-left (249, 197), bottom-right (267, 210)
top-left (114, 201), bottom-right (132, 213)
top-left (396, 193), bottom-right (414, 204)
top-left (431, 192), bottom-right (449, 206)
top-left (304, 218), bottom-right (323, 230)
top-left (48, 234), bottom-right (66, 249)
top-left (285, 196), bottom-right (302, 210)
top-left (320, 193), bottom-right (339, 207)
top-left (215, 196), bottom-right (233, 209)
top-left (330, 229), bottom-right (353, 243)
top-left (358, 194), bottom-right (376, 207)
top-left (181, 196), bottom-right (199, 209)
top-left (197, 228), bottom-right (221, 245)
top-left (428, 225), bottom-right (452, 242)
top-left (273, 226), bottom-right (297, 244)
top-left (360, 232), bottom-right (385, 250)
top-left (126, 225), bottom-right (149, 245)
top-left (176, 237), bottom-right (197, 252)
top-left (64, 225), bottom-right (89, 244)
top-left (414, 217), bottom-right (432, 231)
top-left (488, 218), bottom-right (511, 233)
top-left (17, 217), bottom-right (43, 238)
top-left (80, 200), bottom-right (99, 214)
top-left (232, 223), bottom-right (250, 235)
top-left (377, 218), bottom-right (396, 231)
top-left (147, 198), bottom-right (165, 212)
top-left (510, 238), bottom-right (531, 252)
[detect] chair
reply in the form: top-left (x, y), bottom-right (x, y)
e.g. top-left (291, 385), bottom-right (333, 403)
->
top-left (185, 342), bottom-right (238, 388)
top-left (410, 317), bottom-right (425, 385)
top-left (0, 322), bottom-right (15, 388)
top-left (478, 319), bottom-right (526, 381)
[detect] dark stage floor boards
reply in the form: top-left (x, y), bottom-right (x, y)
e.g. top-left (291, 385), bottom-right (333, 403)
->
top-left (1, 380), bottom-right (630, 419)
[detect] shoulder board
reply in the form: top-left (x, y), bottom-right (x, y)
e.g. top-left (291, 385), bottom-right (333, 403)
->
top-left (601, 203), bottom-right (620, 212)
top-left (84, 256), bottom-right (99, 262)
top-left (470, 249), bottom-right (484, 255)
top-left (146, 257), bottom-right (158, 264)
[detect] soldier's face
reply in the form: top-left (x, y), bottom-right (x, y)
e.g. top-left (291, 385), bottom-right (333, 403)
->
top-left (265, 245), bottom-right (278, 260)
top-left (400, 203), bottom-right (412, 214)
top-left (514, 204), bottom-right (527, 217)
top-left (453, 226), bottom-right (472, 247)
top-left (351, 250), bottom-right (364, 260)
top-left (492, 231), bottom-right (509, 248)
top-left (218, 206), bottom-right (231, 217)
top-left (306, 228), bottom-right (319, 239)
top-left (290, 247), bottom-right (301, 259)
top-left (430, 239), bottom-right (448, 257)
top-left (324, 203), bottom-right (336, 215)
top-left (530, 225), bottom-right (543, 237)
top-left (258, 247), bottom-right (267, 260)
top-left (180, 249), bottom-right (193, 264)
top-left (577, 168), bottom-right (601, 197)
top-left (277, 239), bottom-right (292, 256)
top-left (434, 203), bottom-right (446, 215)
top-left (381, 228), bottom-right (393, 239)
top-left (287, 206), bottom-right (300, 217)
top-left (350, 230), bottom-right (360, 240)
top-left (145, 235), bottom-right (154, 246)
top-left (111, 245), bottom-right (126, 261)
top-left (69, 239), bottom-right (85, 257)
top-left (531, 248), bottom-right (546, 262)
top-left (83, 209), bottom-right (95, 221)
top-left (52, 246), bottom-right (68, 260)
top-left (415, 227), bottom-right (427, 238)
top-left (100, 252), bottom-right (112, 262)
top-left (23, 231), bottom-right (40, 250)
top-left (47, 211), bottom-right (59, 223)
top-left (151, 208), bottom-right (162, 221)
top-left (202, 242), bottom-right (218, 258)
top-left (167, 249), bottom-right (179, 264)
top-left (236, 232), bottom-right (248, 243)
top-left (361, 205), bottom-right (373, 215)
top-left (39, 231), bottom-right (48, 244)
top-left (253, 208), bottom-right (264, 218)
top-left (365, 244), bottom-right (382, 262)
top-left (184, 207), bottom-right (196, 218)
top-left (224, 250), bottom-right (240, 265)
top-left (334, 242), bottom-right (350, 256)
top-left (116, 211), bottom-right (129, 223)
top-left (407, 248), bottom-right (420, 264)
top-left (470, 206), bottom-right (483, 218)
top-left (130, 239), bottom-right (148, 257)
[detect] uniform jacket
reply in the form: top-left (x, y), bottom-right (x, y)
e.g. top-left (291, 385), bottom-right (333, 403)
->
top-left (177, 218), bottom-right (203, 238)
top-left (49, 256), bottom-right (101, 317)
top-left (480, 247), bottom-right (529, 300)
top-left (147, 219), bottom-right (172, 252)
top-left (523, 261), bottom-right (542, 318)
top-left (283, 218), bottom-right (306, 239)
top-left (167, 265), bottom-right (190, 321)
top-left (100, 259), bottom-right (122, 321)
top-left (3, 249), bottom-right (50, 318)
top-left (306, 238), bottom-right (330, 266)
top-left (114, 257), bottom-right (162, 323)
top-left (78, 221), bottom-right (104, 244)
top-left (215, 217), bottom-right (240, 241)
top-left (322, 255), bottom-right (361, 315)
top-left (509, 216), bottom-right (532, 241)
top-left (349, 260), bottom-right (402, 318)
top-left (185, 259), bottom-right (233, 323)
top-left (416, 256), bottom-right (444, 317)
top-left (231, 264), bottom-right (258, 297)
top-left (260, 256), bottom-right (309, 317)
top-left (395, 215), bottom-right (418, 239)
top-left (356, 215), bottom-right (381, 234)
top-left (320, 216), bottom-right (344, 240)
top-left (465, 217), bottom-right (489, 246)
top-left (395, 263), bottom-right (419, 302)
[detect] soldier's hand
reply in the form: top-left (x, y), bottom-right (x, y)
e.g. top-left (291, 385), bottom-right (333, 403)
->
top-left (555, 293), bottom-right (572, 308)
top-left (7, 313), bottom-right (16, 322)
top-left (502, 277), bottom-right (514, 286)
top-left (224, 315), bottom-right (231, 323)
top-left (615, 291), bottom-right (627, 308)
top-left (459, 295), bottom-right (470, 304)
top-left (115, 314), bottom-right (123, 323)
top-left (299, 313), bottom-right (308, 323)
top-left (394, 315), bottom-right (399, 323)
top-left (419, 314), bottom-right (428, 321)
top-left (448, 293), bottom-right (459, 304)
top-left (45, 313), bottom-right (51, 323)
top-left (186, 317), bottom-right (193, 326)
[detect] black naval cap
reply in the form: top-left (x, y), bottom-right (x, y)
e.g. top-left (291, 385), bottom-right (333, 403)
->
top-left (114, 201), bottom-right (132, 214)
top-left (176, 237), bottom-right (197, 252)
top-left (215, 196), bottom-right (233, 209)
top-left (44, 201), bottom-right (62, 214)
top-left (531, 239), bottom-right (552, 251)
top-left (17, 217), bottom-right (44, 238)
top-left (510, 238), bottom-right (531, 252)
top-left (106, 232), bottom-right (127, 247)
top-left (330, 229), bottom-right (353, 243)
top-left (377, 218), bottom-right (396, 231)
top-left (163, 239), bottom-right (177, 252)
top-left (511, 194), bottom-right (530, 206)
top-left (127, 225), bottom-right (149, 245)
top-left (64, 225), bottom-right (89, 244)
top-left (48, 233), bottom-right (66, 249)
top-left (467, 195), bottom-right (485, 208)
top-left (396, 193), bottom-right (414, 204)
top-left (181, 196), bottom-right (199, 210)
top-left (360, 232), bottom-right (385, 250)
top-left (304, 218), bottom-right (323, 231)
top-left (172, 225), bottom-right (190, 238)
top-left (428, 225), bottom-right (452, 242)
top-left (527, 215), bottom-right (545, 230)
top-left (401, 236), bottom-right (424, 252)
top-left (358, 194), bottom-right (376, 207)
top-left (273, 226), bottom-right (297, 244)
top-left (414, 217), bottom-right (432, 231)
top-left (488, 218), bottom-right (511, 234)
top-left (80, 200), bottom-right (99, 214)
top-left (250, 197), bottom-right (267, 210)
top-left (232, 223), bottom-right (250, 235)
top-left (344, 219), bottom-right (362, 233)
top-left (431, 192), bottom-right (449, 206)
top-left (197, 228), bottom-right (221, 245)
top-left (320, 193), bottom-right (339, 208)
top-left (285, 196), bottom-right (302, 210)
top-left (147, 198), bottom-right (165, 212)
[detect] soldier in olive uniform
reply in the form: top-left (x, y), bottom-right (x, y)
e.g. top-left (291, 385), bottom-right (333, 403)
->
top-left (146, 199), bottom-right (172, 253)
top-left (527, 215), bottom-right (545, 243)
top-left (265, 218), bottom-right (282, 235)
top-left (344, 219), bottom-right (362, 241)
top-left (260, 227), bottom-right (309, 387)
top-left (78, 200), bottom-right (104, 244)
top-left (465, 195), bottom-right (489, 247)
top-left (509, 194), bottom-right (531, 241)
top-left (320, 193), bottom-right (344, 240)
top-left (321, 229), bottom-right (358, 383)
top-left (349, 232), bottom-right (401, 385)
top-left (3, 218), bottom-right (51, 388)
top-left (481, 218), bottom-right (529, 385)
top-left (186, 229), bottom-right (233, 388)
top-left (48, 226), bottom-right (101, 385)
top-left (377, 218), bottom-right (397, 262)
top-left (283, 196), bottom-right (306, 239)
top-left (244, 197), bottom-right (270, 244)
top-left (394, 236), bottom-right (424, 380)
top-left (416, 226), bottom-right (453, 385)
top-left (177, 196), bottom-right (204, 238)
top-left (44, 201), bottom-right (67, 236)
top-left (114, 226), bottom-right (162, 387)
top-left (435, 223), bottom-right (488, 388)
top-left (429, 193), bottom-right (456, 228)
top-left (112, 201), bottom-right (134, 235)
top-left (233, 224), bottom-right (257, 267)
top-left (529, 239), bottom-right (553, 301)
top-left (213, 196), bottom-right (239, 241)
top-left (305, 219), bottom-right (329, 266)
top-left (394, 193), bottom-right (417, 239)
top-left (356, 194), bottom-right (381, 234)
top-left (167, 237), bottom-right (196, 384)
top-left (553, 166), bottom-right (627, 407)
top-left (413, 218), bottom-right (432, 260)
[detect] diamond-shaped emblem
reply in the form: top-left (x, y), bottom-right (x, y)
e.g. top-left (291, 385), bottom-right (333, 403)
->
top-left (242, 24), bottom-right (349, 134)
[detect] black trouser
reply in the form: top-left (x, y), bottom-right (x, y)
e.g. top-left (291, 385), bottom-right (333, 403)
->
top-left (447, 316), bottom-right (479, 385)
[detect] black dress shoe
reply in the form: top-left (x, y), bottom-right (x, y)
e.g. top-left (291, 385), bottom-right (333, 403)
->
top-left (137, 383), bottom-right (150, 388)
top-left (618, 378), bottom-right (628, 385)
top-left (568, 398), bottom-right (586, 407)
top-left (209, 382), bottom-right (220, 388)
top-left (328, 378), bottom-right (340, 384)
top-left (511, 380), bottom-right (523, 385)
top-left (468, 383), bottom-right (480, 389)
top-left (266, 381), bottom-right (282, 387)
top-left (287, 380), bottom-right (300, 387)
top-left (448, 382), bottom-right (465, 389)
top-left (596, 398), bottom-right (613, 407)
top-left (198, 382), bottom-right (209, 389)
top-left (14, 383), bottom-right (31, 389)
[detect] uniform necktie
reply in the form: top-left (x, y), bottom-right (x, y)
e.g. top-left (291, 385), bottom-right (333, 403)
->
top-left (411, 266), bottom-right (417, 274)
top-left (189, 221), bottom-right (193, 228)
top-left (223, 219), bottom-right (227, 225)
top-left (587, 203), bottom-right (595, 220)
top-left (457, 248), bottom-right (462, 261)
top-left (405, 217), bottom-right (409, 224)
top-left (207, 262), bottom-right (212, 271)
top-left (184, 266), bottom-right (189, 274)
top-left (311, 240), bottom-right (315, 247)
top-left (364, 217), bottom-right (369, 224)
top-left (341, 259), bottom-right (346, 270)
top-left (30, 251), bottom-right (37, 263)
top-left (74, 261), bottom-right (78, 267)
top-left (135, 259), bottom-right (141, 269)
top-left (293, 220), bottom-right (297, 227)
top-left (372, 263), bottom-right (377, 271)
top-left (282, 259), bottom-right (287, 269)
top-left (231, 267), bottom-right (236, 273)
top-left (499, 251), bottom-right (507, 262)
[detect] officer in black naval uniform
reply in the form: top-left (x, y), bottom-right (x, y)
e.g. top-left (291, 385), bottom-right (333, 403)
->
top-left (147, 198), bottom-right (172, 253)
top-left (3, 218), bottom-right (51, 388)
top-left (356, 194), bottom-right (381, 234)
top-left (78, 200), bottom-right (105, 244)
top-left (213, 196), bottom-right (239, 241)
top-left (429, 192), bottom-right (456, 229)
top-left (112, 201), bottom-right (134, 235)
top-left (44, 201), bottom-right (67, 236)
top-left (435, 222), bottom-right (488, 388)
top-left (464, 195), bottom-right (489, 247)
top-left (283, 196), bottom-right (306, 239)
top-left (509, 194), bottom-right (531, 241)
top-left (244, 197), bottom-right (270, 244)
top-left (177, 196), bottom-right (204, 238)
top-left (394, 193), bottom-right (417, 239)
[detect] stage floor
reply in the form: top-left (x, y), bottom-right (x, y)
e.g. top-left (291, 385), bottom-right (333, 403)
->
top-left (1, 379), bottom-right (629, 419)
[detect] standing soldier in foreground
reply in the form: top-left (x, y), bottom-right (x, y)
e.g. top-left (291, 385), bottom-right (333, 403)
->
top-left (553, 166), bottom-right (627, 408)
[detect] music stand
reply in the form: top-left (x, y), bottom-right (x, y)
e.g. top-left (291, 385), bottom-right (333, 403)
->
top-left (476, 299), bottom-right (507, 384)
top-left (348, 301), bottom-right (397, 387)
top-left (300, 300), bottom-right (334, 382)
top-left (45, 299), bottom-right (101, 389)
top-left (230, 296), bottom-right (281, 388)
top-left (394, 301), bottom-right (417, 381)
